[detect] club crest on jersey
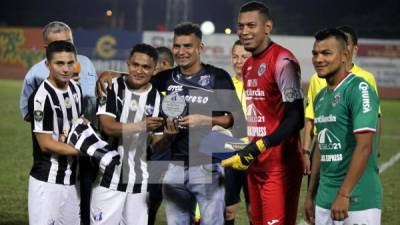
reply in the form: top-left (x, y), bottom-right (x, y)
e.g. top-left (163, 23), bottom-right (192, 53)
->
top-left (99, 96), bottom-right (107, 106)
top-left (258, 63), bottom-right (267, 76)
top-left (145, 104), bottom-right (154, 116)
top-left (130, 99), bottom-right (138, 111)
top-left (198, 75), bottom-right (211, 87)
top-left (34, 110), bottom-right (43, 121)
top-left (65, 97), bottom-right (72, 108)
top-left (332, 93), bottom-right (341, 107)
top-left (93, 208), bottom-right (103, 222)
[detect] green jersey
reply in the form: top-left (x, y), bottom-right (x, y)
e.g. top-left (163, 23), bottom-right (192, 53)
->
top-left (314, 74), bottom-right (382, 211)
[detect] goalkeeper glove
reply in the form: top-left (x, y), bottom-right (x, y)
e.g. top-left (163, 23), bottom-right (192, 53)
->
top-left (221, 138), bottom-right (268, 170)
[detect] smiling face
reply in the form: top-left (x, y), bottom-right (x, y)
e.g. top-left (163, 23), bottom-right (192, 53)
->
top-left (126, 52), bottom-right (156, 91)
top-left (231, 44), bottom-right (251, 77)
top-left (237, 11), bottom-right (272, 55)
top-left (312, 36), bottom-right (348, 81)
top-left (46, 51), bottom-right (76, 89)
top-left (172, 34), bottom-right (202, 73)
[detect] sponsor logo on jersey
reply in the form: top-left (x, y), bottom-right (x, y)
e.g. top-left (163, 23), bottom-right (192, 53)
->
top-left (359, 82), bottom-right (371, 113)
top-left (317, 128), bottom-right (342, 150)
top-left (246, 103), bottom-right (266, 123)
top-left (130, 99), bottom-right (138, 111)
top-left (73, 93), bottom-right (79, 103)
top-left (267, 219), bottom-right (279, 225)
top-left (167, 85), bottom-right (183, 92)
top-left (314, 114), bottom-right (336, 123)
top-left (144, 104), bottom-right (154, 116)
top-left (184, 95), bottom-right (209, 104)
top-left (321, 154), bottom-right (343, 162)
top-left (247, 79), bottom-right (258, 88)
top-left (258, 63), bottom-right (267, 76)
top-left (65, 97), bottom-right (72, 108)
top-left (198, 75), bottom-right (211, 87)
top-left (332, 93), bottom-right (341, 107)
top-left (247, 126), bottom-right (267, 137)
top-left (246, 89), bottom-right (265, 97)
top-left (35, 99), bottom-right (42, 106)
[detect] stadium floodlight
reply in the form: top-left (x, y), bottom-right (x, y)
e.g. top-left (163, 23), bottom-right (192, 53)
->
top-left (201, 21), bottom-right (215, 35)
top-left (106, 10), bottom-right (113, 17)
top-left (224, 28), bottom-right (232, 35)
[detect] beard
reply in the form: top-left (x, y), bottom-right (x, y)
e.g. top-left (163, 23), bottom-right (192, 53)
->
top-left (317, 66), bottom-right (341, 82)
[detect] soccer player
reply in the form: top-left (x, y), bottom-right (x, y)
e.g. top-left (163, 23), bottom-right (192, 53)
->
top-left (222, 2), bottom-right (305, 225)
top-left (304, 28), bottom-right (382, 225)
top-left (303, 25), bottom-right (381, 175)
top-left (148, 46), bottom-right (174, 225)
top-left (19, 21), bottom-right (97, 225)
top-left (150, 22), bottom-right (245, 225)
top-left (28, 40), bottom-right (81, 225)
top-left (96, 23), bottom-right (245, 225)
top-left (93, 43), bottom-right (166, 225)
top-left (225, 40), bottom-right (252, 225)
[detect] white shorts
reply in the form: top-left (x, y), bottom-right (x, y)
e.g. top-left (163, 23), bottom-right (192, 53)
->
top-left (28, 176), bottom-right (80, 225)
top-left (90, 185), bottom-right (148, 225)
top-left (316, 205), bottom-right (381, 225)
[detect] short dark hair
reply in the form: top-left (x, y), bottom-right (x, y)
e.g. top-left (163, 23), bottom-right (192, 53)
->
top-left (46, 40), bottom-right (76, 61)
top-left (156, 46), bottom-right (174, 66)
top-left (174, 22), bottom-right (202, 41)
top-left (315, 28), bottom-right (348, 49)
top-left (337, 25), bottom-right (358, 45)
top-left (129, 43), bottom-right (158, 64)
top-left (240, 1), bottom-right (271, 20)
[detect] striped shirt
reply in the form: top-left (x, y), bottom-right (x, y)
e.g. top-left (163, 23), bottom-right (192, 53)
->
top-left (96, 76), bottom-right (161, 193)
top-left (29, 79), bottom-right (82, 185)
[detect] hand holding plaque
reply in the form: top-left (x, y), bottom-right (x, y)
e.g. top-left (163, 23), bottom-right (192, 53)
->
top-left (161, 92), bottom-right (187, 119)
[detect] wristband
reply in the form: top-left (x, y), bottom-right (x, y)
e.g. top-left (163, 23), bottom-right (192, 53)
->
top-left (255, 139), bottom-right (266, 152)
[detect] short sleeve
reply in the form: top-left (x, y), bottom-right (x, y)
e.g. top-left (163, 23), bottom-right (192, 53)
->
top-left (274, 57), bottom-right (303, 103)
top-left (32, 95), bottom-right (54, 133)
top-left (96, 84), bottom-right (117, 118)
top-left (348, 80), bottom-right (379, 133)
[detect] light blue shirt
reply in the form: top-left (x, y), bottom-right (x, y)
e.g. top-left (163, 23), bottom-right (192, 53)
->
top-left (19, 54), bottom-right (97, 118)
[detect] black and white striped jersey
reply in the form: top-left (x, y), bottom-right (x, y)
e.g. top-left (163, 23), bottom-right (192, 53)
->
top-left (96, 76), bottom-right (161, 193)
top-left (29, 79), bottom-right (82, 185)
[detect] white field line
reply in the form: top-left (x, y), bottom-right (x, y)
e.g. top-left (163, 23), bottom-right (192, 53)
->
top-left (297, 151), bottom-right (400, 225)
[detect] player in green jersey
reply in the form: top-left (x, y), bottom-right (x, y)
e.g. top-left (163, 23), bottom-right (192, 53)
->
top-left (303, 28), bottom-right (382, 225)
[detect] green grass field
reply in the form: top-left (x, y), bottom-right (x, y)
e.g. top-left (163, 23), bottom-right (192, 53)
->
top-left (0, 79), bottom-right (399, 225)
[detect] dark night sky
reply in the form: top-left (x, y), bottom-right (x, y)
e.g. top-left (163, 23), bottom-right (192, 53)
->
top-left (1, 0), bottom-right (399, 39)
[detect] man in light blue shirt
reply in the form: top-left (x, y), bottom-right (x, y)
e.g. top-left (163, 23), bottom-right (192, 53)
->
top-left (19, 21), bottom-right (97, 122)
top-left (19, 21), bottom-right (97, 225)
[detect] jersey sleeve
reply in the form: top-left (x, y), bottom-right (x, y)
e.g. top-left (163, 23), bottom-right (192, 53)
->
top-left (348, 80), bottom-right (379, 133)
top-left (32, 95), bottom-right (54, 134)
top-left (96, 83), bottom-right (117, 118)
top-left (274, 57), bottom-right (303, 103)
